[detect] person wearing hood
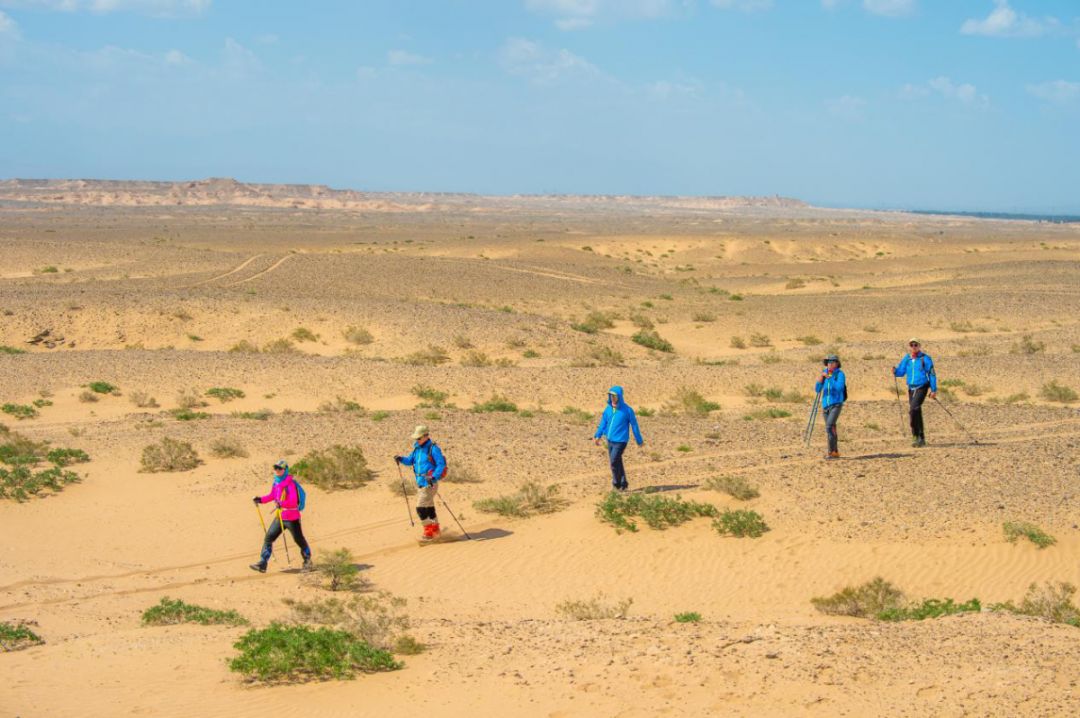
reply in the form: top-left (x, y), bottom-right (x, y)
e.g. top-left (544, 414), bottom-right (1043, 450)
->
top-left (593, 386), bottom-right (644, 491)
top-left (893, 338), bottom-right (937, 447)
top-left (815, 354), bottom-right (846, 459)
top-left (250, 460), bottom-right (312, 573)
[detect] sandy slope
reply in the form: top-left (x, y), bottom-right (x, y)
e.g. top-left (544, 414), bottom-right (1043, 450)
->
top-left (1, 195), bottom-right (1079, 717)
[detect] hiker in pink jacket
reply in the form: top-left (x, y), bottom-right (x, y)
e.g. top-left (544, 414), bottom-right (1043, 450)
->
top-left (250, 460), bottom-right (312, 572)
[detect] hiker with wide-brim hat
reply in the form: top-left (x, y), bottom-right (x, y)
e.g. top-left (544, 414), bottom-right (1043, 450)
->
top-left (815, 354), bottom-right (847, 459)
top-left (593, 385), bottom-right (644, 491)
top-left (250, 460), bottom-right (312, 572)
top-left (395, 425), bottom-right (447, 542)
top-left (893, 338), bottom-right (937, 447)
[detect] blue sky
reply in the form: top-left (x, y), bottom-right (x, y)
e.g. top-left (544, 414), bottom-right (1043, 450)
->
top-left (0, 1), bottom-right (1078, 212)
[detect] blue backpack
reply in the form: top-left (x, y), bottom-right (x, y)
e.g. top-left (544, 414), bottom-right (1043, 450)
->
top-left (295, 480), bottom-right (307, 512)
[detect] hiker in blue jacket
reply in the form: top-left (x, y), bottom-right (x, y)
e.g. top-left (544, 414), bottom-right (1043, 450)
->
top-left (593, 386), bottom-right (644, 491)
top-left (815, 354), bottom-right (846, 459)
top-left (893, 338), bottom-right (937, 447)
top-left (395, 425), bottom-right (447, 541)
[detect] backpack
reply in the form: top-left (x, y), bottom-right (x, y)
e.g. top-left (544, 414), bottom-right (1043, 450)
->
top-left (295, 481), bottom-right (307, 512)
top-left (424, 443), bottom-right (448, 480)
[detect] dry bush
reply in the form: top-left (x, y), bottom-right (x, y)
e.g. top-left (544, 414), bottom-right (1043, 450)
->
top-left (78, 391), bottom-right (99, 403)
top-left (312, 548), bottom-right (369, 592)
top-left (263, 338), bottom-right (299, 354)
top-left (811, 578), bottom-right (904, 618)
top-left (176, 388), bottom-right (209, 410)
top-left (140, 438), bottom-right (201, 473)
top-left (705, 475), bottom-right (759, 501)
top-left (292, 445), bottom-right (374, 490)
top-left (666, 387), bottom-right (720, 415)
top-left (401, 347), bottom-right (450, 366)
top-left (460, 350), bottom-right (492, 367)
top-left (555, 594), bottom-right (633, 620)
top-left (992, 582), bottom-right (1080, 627)
top-left (210, 437), bottom-right (248, 459)
top-left (284, 591), bottom-right (410, 651)
top-left (128, 391), bottom-right (159, 408)
top-left (474, 481), bottom-right (568, 518)
top-left (344, 325), bottom-right (374, 345)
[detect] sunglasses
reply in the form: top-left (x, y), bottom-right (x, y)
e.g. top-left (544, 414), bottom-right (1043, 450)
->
top-left (273, 466), bottom-right (286, 471)
top-left (909, 343), bottom-right (920, 347)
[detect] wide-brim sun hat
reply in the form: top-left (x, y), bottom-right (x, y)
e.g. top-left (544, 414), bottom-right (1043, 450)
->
top-left (908, 337), bottom-right (921, 345)
top-left (411, 425), bottom-right (429, 439)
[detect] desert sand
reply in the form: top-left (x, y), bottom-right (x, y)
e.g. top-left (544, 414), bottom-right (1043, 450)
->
top-left (1, 180), bottom-right (1079, 717)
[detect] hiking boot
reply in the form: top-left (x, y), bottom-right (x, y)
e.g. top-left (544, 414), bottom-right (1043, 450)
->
top-left (301, 557), bottom-right (314, 572)
top-left (249, 562), bottom-right (267, 573)
top-left (420, 524), bottom-right (435, 542)
top-left (428, 522), bottom-right (441, 540)
top-left (913, 437), bottom-right (926, 448)
top-left (825, 451), bottom-right (840, 460)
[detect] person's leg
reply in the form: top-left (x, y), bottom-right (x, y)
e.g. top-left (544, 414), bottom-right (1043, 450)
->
top-left (285, 519), bottom-right (312, 561)
top-left (909, 386), bottom-right (928, 443)
top-left (253, 518), bottom-right (282, 570)
top-left (608, 441), bottom-right (628, 489)
top-left (416, 484), bottom-right (439, 538)
top-left (824, 404), bottom-right (842, 455)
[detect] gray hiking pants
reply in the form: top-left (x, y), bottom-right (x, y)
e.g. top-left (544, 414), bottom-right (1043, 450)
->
top-left (823, 404), bottom-right (842, 453)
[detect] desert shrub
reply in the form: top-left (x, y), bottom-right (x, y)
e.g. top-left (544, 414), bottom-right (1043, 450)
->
top-left (730, 336), bottom-right (746, 349)
top-left (452, 334), bottom-right (473, 349)
top-left (587, 345), bottom-right (625, 367)
top-left (760, 352), bottom-right (783, 365)
top-left (140, 438), bottom-right (201, 473)
top-left (713, 510), bottom-right (769, 538)
top-left (229, 340), bottom-right (261, 353)
top-left (522, 349), bottom-right (540, 358)
top-left (206, 387), bottom-right (245, 403)
top-left (292, 327), bottom-right (318, 342)
top-left (210, 438), bottom-right (248, 459)
top-left (343, 325), bottom-right (374, 345)
top-left (596, 491), bottom-right (718, 533)
top-left (744, 385), bottom-right (805, 403)
top-left (38, 265), bottom-right (59, 273)
top-left (988, 393), bottom-right (1029, 405)
top-left (0, 431), bottom-right (87, 501)
top-left (877, 598), bottom-right (981, 622)
top-left (141, 597), bottom-right (247, 626)
top-left (1003, 521), bottom-right (1056, 549)
top-left (991, 582), bottom-right (1080, 627)
top-left (264, 337), bottom-right (299, 354)
top-left (705, 475), bottom-right (759, 501)
top-left (1039, 381), bottom-right (1077, 403)
top-left (961, 383), bottom-right (986, 397)
top-left (460, 350), bottom-right (492, 367)
top-left (692, 312), bottom-right (716, 322)
top-left (1011, 334), bottom-right (1045, 355)
top-left (0, 620), bottom-right (44, 652)
top-left (175, 388), bottom-right (209, 410)
top-left (637, 407), bottom-right (655, 417)
top-left (78, 390), bottom-right (100, 403)
top-left (393, 635), bottom-right (425, 655)
top-left (1, 403), bottom-right (36, 420)
top-left (30, 396), bottom-right (49, 408)
top-left (45, 448), bottom-right (90, 466)
top-left (371, 410), bottom-right (390, 422)
top-left (285, 591), bottom-right (411, 650)
top-left (796, 335), bottom-right (822, 346)
top-left (668, 387), bottom-right (720, 415)
top-left (170, 408), bottom-right (210, 421)
top-left (743, 408), bottom-right (791, 420)
top-left (128, 391), bottom-right (159, 408)
top-left (630, 313), bottom-right (654, 330)
top-left (474, 481), bottom-right (568, 518)
top-left (555, 594), bottom-right (633, 620)
top-left (632, 330), bottom-right (674, 353)
top-left (314, 548), bottom-right (368, 592)
top-left (319, 397), bottom-right (366, 413)
top-left (471, 395), bottom-right (517, 413)
top-left (292, 445), bottom-right (374, 490)
top-left (388, 476), bottom-right (418, 496)
top-left (571, 311), bottom-right (616, 334)
top-left (88, 381), bottom-right (118, 394)
top-left (561, 406), bottom-right (593, 425)
top-left (0, 345), bottom-right (27, 355)
top-left (401, 347), bottom-right (450, 366)
top-left (674, 612), bottom-right (702, 623)
top-left (811, 578), bottom-right (905, 618)
top-left (229, 623), bottom-right (400, 683)
top-left (785, 278), bottom-right (806, 290)
top-left (446, 462), bottom-right (483, 483)
top-left (411, 384), bottom-right (449, 407)
top-left (950, 320), bottom-right (989, 333)
top-left (232, 409), bottom-right (273, 420)
top-left (749, 333), bottom-right (771, 348)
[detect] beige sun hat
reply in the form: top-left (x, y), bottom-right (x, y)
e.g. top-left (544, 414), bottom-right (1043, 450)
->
top-left (908, 337), bottom-right (921, 345)
top-left (411, 425), bottom-right (430, 439)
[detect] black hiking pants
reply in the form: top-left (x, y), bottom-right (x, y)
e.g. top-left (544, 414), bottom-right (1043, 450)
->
top-left (260, 517), bottom-right (311, 564)
top-left (908, 385), bottom-right (929, 440)
top-left (608, 440), bottom-right (628, 490)
top-left (823, 404), bottom-right (842, 453)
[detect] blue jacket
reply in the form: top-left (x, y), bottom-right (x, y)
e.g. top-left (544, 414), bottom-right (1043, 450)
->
top-left (815, 369), bottom-right (846, 409)
top-left (593, 386), bottom-right (644, 445)
top-left (894, 352), bottom-right (937, 391)
top-left (400, 440), bottom-right (446, 488)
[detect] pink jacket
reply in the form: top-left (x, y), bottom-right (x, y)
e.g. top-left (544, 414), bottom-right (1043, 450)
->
top-left (259, 475), bottom-right (301, 521)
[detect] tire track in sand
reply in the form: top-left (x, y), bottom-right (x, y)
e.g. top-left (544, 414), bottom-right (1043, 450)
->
top-left (181, 254), bottom-right (264, 288)
top-left (227, 254), bottom-right (293, 286)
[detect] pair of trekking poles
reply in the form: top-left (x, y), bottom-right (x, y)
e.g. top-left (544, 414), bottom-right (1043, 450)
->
top-left (253, 503), bottom-right (292, 565)
top-left (395, 462), bottom-right (472, 540)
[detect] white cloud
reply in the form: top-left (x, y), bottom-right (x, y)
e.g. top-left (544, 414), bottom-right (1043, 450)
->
top-left (960, 0), bottom-right (1057, 38)
top-left (387, 49), bottom-right (431, 66)
top-left (711, 0), bottom-right (773, 11)
top-left (927, 76), bottom-right (988, 107)
top-left (524, 0), bottom-right (677, 30)
top-left (0, 0), bottom-right (211, 16)
top-left (0, 9), bottom-right (19, 36)
top-left (821, 0), bottom-right (842, 9)
top-left (1027, 80), bottom-right (1080, 104)
top-left (164, 48), bottom-right (190, 65)
top-left (222, 37), bottom-right (258, 79)
top-left (863, 0), bottom-right (915, 18)
top-left (356, 66), bottom-right (377, 80)
top-left (256, 33), bottom-right (278, 45)
top-left (826, 94), bottom-right (866, 120)
top-left (499, 36), bottom-right (600, 84)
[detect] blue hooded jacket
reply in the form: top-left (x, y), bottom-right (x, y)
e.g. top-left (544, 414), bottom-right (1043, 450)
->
top-left (400, 440), bottom-right (446, 488)
top-left (593, 386), bottom-right (644, 445)
top-left (894, 352), bottom-right (937, 391)
top-left (815, 369), bottom-right (846, 409)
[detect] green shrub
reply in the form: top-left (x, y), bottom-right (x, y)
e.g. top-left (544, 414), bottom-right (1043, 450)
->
top-left (232, 410), bottom-right (273, 420)
top-left (176, 388), bottom-right (209, 410)
top-left (1039, 381), bottom-right (1077, 403)
top-left (292, 445), bottom-right (374, 490)
top-left (571, 311), bottom-right (616, 334)
top-left (142, 597), bottom-right (248, 626)
top-left (411, 384), bottom-right (449, 407)
top-left (263, 337), bottom-right (299, 354)
top-left (632, 330), bottom-right (674, 353)
top-left (210, 438), bottom-right (248, 459)
top-left (1003, 521), bottom-right (1056, 549)
top-left (460, 350), bottom-right (492, 367)
top-left (522, 349), bottom-right (540, 359)
top-left (749, 333), bottom-right (771, 348)
top-left (877, 598), bottom-right (981, 622)
top-left (692, 312), bottom-right (716, 322)
top-left (668, 387), bottom-right (720, 415)
top-left (729, 293), bottom-right (744, 301)
top-left (292, 327), bottom-right (318, 342)
top-left (743, 408), bottom-right (791, 420)
top-left (45, 447), bottom-right (90, 466)
top-left (705, 475), bottom-right (759, 501)
top-left (471, 395), bottom-right (518, 413)
top-left (555, 594), bottom-right (633, 620)
top-left (141, 438), bottom-right (201, 473)
top-left (730, 336), bottom-right (746, 349)
top-left (561, 406), bottom-right (593, 425)
top-left (474, 481), bottom-right (568, 518)
top-left (950, 320), bottom-right (989, 333)
top-left (596, 491), bottom-right (718, 533)
top-left (0, 345), bottom-right (27, 355)
top-left (811, 578), bottom-right (905, 618)
top-left (713, 509), bottom-right (769, 538)
top-left (0, 620), bottom-right (44, 651)
top-left (674, 612), bottom-right (702, 623)
top-left (319, 397), bottom-right (365, 413)
top-left (991, 582), bottom-right (1080, 627)
top-left (0, 431), bottom-right (87, 502)
top-left (630, 313), bottom-right (654, 330)
top-left (393, 635), bottom-right (425, 655)
top-left (38, 265), bottom-right (59, 273)
top-left (796, 335), bottom-right (822, 346)
top-left (585, 345), bottom-right (625, 367)
top-left (315, 548), bottom-right (368, 592)
top-left (229, 623), bottom-right (401, 683)
top-left (285, 591), bottom-right (411, 650)
top-left (1011, 334), bottom-right (1045, 355)
top-left (88, 381), bottom-right (118, 394)
top-left (988, 392), bottom-right (1029, 405)
top-left (637, 407), bottom-right (655, 417)
top-left (344, 326), bottom-right (374, 345)
top-left (401, 347), bottom-right (450, 366)
top-left (785, 278), bottom-right (806, 290)
top-left (1, 403), bottom-right (36, 420)
top-left (206, 387), bottom-right (245, 403)
top-left (229, 340), bottom-right (261, 353)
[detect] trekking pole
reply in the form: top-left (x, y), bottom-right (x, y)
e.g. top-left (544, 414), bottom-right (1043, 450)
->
top-left (437, 494), bottom-right (472, 540)
top-left (277, 508), bottom-right (292, 565)
top-left (396, 462), bottom-right (415, 527)
top-left (893, 377), bottom-right (907, 435)
top-left (254, 503), bottom-right (267, 533)
top-left (804, 389), bottom-right (822, 447)
top-left (932, 396), bottom-right (979, 445)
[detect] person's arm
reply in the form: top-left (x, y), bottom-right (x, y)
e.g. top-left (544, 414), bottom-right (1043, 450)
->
top-left (893, 355), bottom-right (908, 377)
top-left (815, 373), bottom-right (825, 393)
top-left (399, 449), bottom-right (415, 467)
top-left (430, 444), bottom-right (446, 480)
top-left (594, 406), bottom-right (611, 440)
top-left (835, 371), bottom-right (846, 399)
top-left (630, 409), bottom-right (643, 446)
top-left (926, 357), bottom-right (938, 394)
top-left (254, 484), bottom-right (274, 504)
